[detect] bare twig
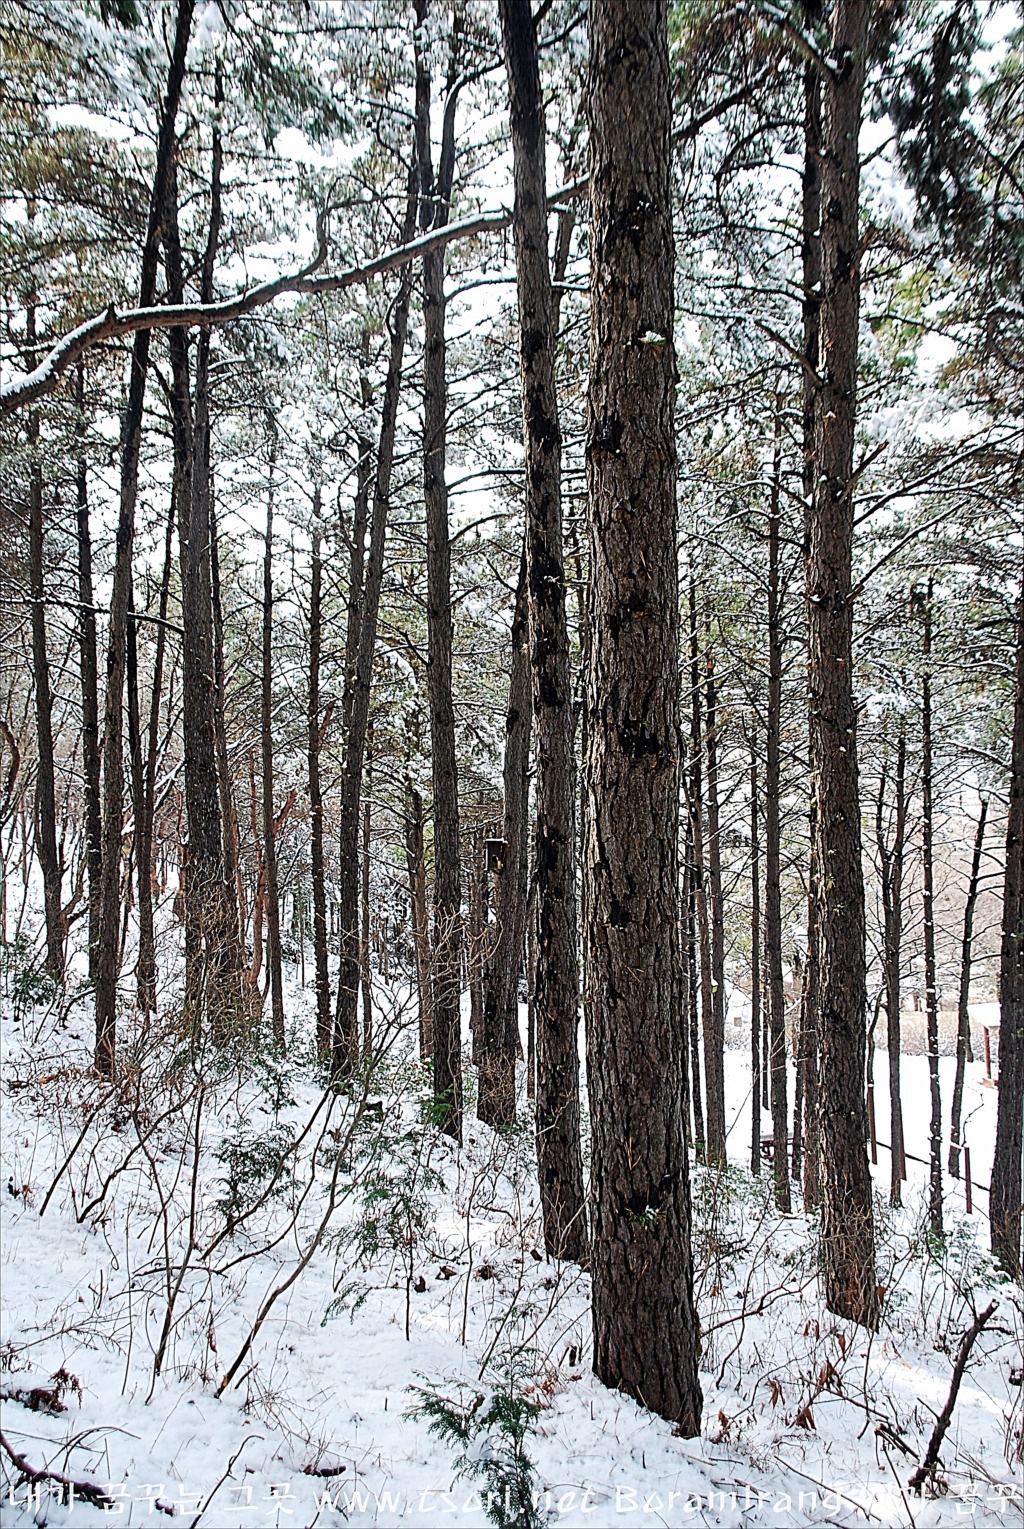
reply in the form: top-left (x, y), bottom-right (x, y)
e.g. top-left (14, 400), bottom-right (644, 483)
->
top-left (0, 1428), bottom-right (114, 1509)
top-left (908, 1300), bottom-right (998, 1495)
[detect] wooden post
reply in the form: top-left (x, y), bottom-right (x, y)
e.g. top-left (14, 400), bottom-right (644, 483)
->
top-left (963, 1144), bottom-right (972, 1215)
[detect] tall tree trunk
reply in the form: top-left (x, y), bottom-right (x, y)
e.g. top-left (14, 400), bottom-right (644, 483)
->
top-left (75, 361), bottom-right (102, 979)
top-left (94, 0), bottom-right (194, 1076)
top-left (704, 624), bottom-right (729, 1169)
top-left (165, 155), bottom-right (239, 1035)
top-left (949, 798), bottom-right (986, 1176)
top-left (27, 382), bottom-right (64, 978)
top-left (468, 830), bottom-right (484, 1064)
top-left (307, 514), bottom-right (331, 1060)
top-left (417, 5), bottom-right (464, 1140)
top-left (800, 0), bottom-right (823, 1217)
top-left (136, 492), bottom-right (175, 1013)
top-left (802, 794), bottom-right (821, 1209)
top-left (684, 820), bottom-right (705, 1158)
top-left (689, 582), bottom-right (721, 1164)
top-left (807, 0), bottom-right (877, 1327)
top-left (877, 726), bottom-right (907, 1206)
top-left (203, 81), bottom-right (241, 992)
top-left (125, 584), bottom-right (145, 1007)
top-left (261, 441), bottom-right (285, 1048)
top-left (361, 750), bottom-right (373, 1057)
top-left (500, 0), bottom-right (585, 1258)
top-left (209, 488), bottom-right (241, 964)
top-left (921, 584), bottom-right (943, 1236)
top-left (342, 334), bottom-right (373, 735)
top-left (584, 0), bottom-right (702, 1435)
top-left (991, 560), bottom-right (1024, 1277)
top-left (332, 163), bottom-right (420, 1076)
top-left (405, 778), bottom-right (433, 1059)
top-left (480, 546), bottom-right (531, 1127)
top-left (750, 745), bottom-right (762, 1176)
top-left (766, 454), bottom-right (790, 1210)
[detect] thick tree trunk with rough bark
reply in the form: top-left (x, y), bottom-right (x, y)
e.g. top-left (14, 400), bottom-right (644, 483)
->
top-left (500, 0), bottom-right (585, 1258)
top-left (94, 0), bottom-right (194, 1075)
top-left (584, 0), bottom-right (702, 1435)
top-left (165, 156), bottom-right (240, 1036)
top-left (480, 547), bottom-right (531, 1127)
top-left (949, 799), bottom-right (986, 1177)
top-left (991, 562), bottom-right (1024, 1277)
top-left (807, 0), bottom-right (877, 1327)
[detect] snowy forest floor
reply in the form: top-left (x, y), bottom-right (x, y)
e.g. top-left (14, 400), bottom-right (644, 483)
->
top-left (1, 943), bottom-right (1021, 1529)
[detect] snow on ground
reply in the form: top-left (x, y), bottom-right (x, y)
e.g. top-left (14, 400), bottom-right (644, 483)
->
top-left (1, 953), bottom-right (1020, 1529)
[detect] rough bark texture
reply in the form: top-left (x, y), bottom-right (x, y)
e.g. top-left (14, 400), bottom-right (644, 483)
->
top-left (165, 155), bottom-right (240, 1036)
top-left (990, 563), bottom-right (1024, 1277)
top-left (807, 0), bottom-right (877, 1327)
top-left (94, 0), bottom-right (194, 1074)
top-left (75, 362), bottom-right (102, 979)
top-left (500, 0), bottom-right (585, 1259)
top-left (307, 516), bottom-right (331, 1060)
top-left (949, 799), bottom-right (986, 1177)
top-left (480, 547), bottom-right (531, 1127)
top-left (417, 5), bottom-right (463, 1141)
top-left (584, 0), bottom-right (702, 1434)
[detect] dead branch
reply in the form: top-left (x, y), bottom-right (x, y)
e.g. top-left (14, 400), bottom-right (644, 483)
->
top-left (0, 1427), bottom-right (113, 1509)
top-left (908, 1300), bottom-right (998, 1495)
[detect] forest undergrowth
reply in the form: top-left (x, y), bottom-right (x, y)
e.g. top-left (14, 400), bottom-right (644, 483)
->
top-left (1, 939), bottom-right (1019, 1529)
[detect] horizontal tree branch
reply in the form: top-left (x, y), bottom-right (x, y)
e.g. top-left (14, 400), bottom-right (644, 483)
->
top-left (1, 179), bottom-right (588, 417)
